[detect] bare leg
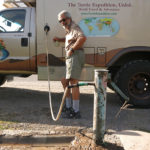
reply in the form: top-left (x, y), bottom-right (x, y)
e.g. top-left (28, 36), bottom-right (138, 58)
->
top-left (70, 79), bottom-right (79, 100)
top-left (70, 78), bottom-right (80, 114)
top-left (61, 78), bottom-right (72, 109)
top-left (61, 78), bottom-right (71, 98)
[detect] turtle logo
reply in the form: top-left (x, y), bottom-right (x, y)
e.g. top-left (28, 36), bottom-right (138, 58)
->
top-left (0, 39), bottom-right (9, 61)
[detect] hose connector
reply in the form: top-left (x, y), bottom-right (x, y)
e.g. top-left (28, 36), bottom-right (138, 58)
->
top-left (68, 82), bottom-right (95, 89)
top-left (44, 24), bottom-right (50, 35)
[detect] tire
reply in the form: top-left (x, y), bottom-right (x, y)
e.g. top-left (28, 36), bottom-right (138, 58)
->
top-left (114, 60), bottom-right (150, 107)
top-left (0, 75), bottom-right (6, 86)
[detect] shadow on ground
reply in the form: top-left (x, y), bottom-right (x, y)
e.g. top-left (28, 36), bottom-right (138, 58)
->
top-left (0, 87), bottom-right (149, 132)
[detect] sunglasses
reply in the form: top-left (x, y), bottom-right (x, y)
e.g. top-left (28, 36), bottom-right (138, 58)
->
top-left (59, 18), bottom-right (67, 23)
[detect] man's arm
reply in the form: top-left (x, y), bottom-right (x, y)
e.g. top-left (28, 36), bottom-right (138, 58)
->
top-left (53, 37), bottom-right (65, 43)
top-left (71, 36), bottom-right (86, 50)
top-left (67, 36), bottom-right (86, 56)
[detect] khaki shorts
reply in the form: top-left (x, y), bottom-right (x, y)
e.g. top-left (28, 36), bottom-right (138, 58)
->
top-left (65, 50), bottom-right (85, 80)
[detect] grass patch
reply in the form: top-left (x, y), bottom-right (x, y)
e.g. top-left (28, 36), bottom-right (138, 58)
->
top-left (0, 112), bottom-right (20, 130)
top-left (0, 120), bottom-right (15, 130)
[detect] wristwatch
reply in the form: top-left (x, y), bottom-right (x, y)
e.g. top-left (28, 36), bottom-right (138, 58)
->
top-left (70, 48), bottom-right (74, 53)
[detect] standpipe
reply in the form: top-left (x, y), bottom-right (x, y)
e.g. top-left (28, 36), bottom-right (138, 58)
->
top-left (93, 69), bottom-right (108, 144)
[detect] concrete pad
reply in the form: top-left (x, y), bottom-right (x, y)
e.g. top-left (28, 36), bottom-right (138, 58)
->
top-left (116, 130), bottom-right (150, 150)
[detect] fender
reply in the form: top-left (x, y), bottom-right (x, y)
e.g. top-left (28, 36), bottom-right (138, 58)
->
top-left (106, 46), bottom-right (150, 67)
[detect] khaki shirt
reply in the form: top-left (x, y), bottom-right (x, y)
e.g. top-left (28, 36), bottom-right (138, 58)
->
top-left (65, 21), bottom-right (85, 51)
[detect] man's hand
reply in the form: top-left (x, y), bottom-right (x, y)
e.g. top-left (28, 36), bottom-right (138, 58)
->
top-left (66, 48), bottom-right (74, 57)
top-left (67, 49), bottom-right (73, 57)
top-left (53, 37), bottom-right (59, 42)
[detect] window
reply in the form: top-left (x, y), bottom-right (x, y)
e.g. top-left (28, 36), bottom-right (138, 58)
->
top-left (0, 10), bottom-right (26, 33)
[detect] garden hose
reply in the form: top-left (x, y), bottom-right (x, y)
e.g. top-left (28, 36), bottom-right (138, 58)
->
top-left (44, 25), bottom-right (69, 121)
top-left (68, 82), bottom-right (95, 89)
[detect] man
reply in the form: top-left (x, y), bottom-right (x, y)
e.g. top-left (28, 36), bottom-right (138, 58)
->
top-left (53, 10), bottom-right (86, 119)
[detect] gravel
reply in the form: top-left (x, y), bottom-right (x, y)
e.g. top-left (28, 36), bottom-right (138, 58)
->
top-left (0, 75), bottom-right (149, 149)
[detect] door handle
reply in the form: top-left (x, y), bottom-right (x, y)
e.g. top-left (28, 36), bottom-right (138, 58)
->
top-left (21, 38), bottom-right (28, 47)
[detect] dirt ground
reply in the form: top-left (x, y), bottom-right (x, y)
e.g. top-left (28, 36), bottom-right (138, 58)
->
top-left (0, 75), bottom-right (150, 149)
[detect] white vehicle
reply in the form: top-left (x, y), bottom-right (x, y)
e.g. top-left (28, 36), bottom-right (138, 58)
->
top-left (0, 0), bottom-right (150, 106)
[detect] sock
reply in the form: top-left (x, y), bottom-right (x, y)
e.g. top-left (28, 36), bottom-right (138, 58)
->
top-left (66, 97), bottom-right (72, 108)
top-left (73, 100), bottom-right (79, 112)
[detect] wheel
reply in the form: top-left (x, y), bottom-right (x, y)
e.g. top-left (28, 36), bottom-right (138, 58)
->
top-left (0, 75), bottom-right (6, 86)
top-left (114, 60), bottom-right (150, 107)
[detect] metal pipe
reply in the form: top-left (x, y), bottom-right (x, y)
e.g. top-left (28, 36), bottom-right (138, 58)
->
top-left (93, 69), bottom-right (108, 145)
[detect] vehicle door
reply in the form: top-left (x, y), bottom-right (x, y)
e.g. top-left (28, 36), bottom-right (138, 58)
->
top-left (0, 8), bottom-right (32, 72)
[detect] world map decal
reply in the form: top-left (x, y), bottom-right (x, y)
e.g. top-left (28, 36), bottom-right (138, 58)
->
top-left (79, 17), bottom-right (120, 37)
